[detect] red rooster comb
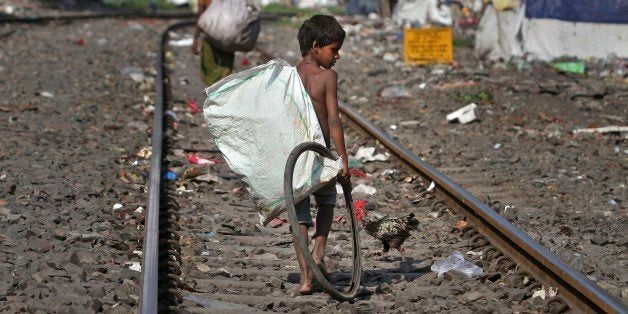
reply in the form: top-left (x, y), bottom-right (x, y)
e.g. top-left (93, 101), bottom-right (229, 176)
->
top-left (353, 199), bottom-right (367, 221)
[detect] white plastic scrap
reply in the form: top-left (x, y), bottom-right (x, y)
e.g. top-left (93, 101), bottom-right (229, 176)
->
top-left (431, 251), bottom-right (483, 278)
top-left (135, 206), bottom-right (144, 213)
top-left (112, 203), bottom-right (123, 210)
top-left (532, 286), bottom-right (558, 300)
top-left (355, 147), bottom-right (389, 162)
top-left (352, 183), bottom-right (377, 195)
top-left (447, 103), bottom-right (477, 124)
top-left (572, 125), bottom-right (628, 134)
top-left (427, 181), bottom-right (436, 192)
top-left (493, 143), bottom-right (502, 149)
top-left (383, 52), bottom-right (397, 63)
top-left (380, 85), bottom-right (410, 98)
top-left (169, 38), bottom-right (194, 47)
top-left (40, 91), bottom-right (54, 98)
top-left (127, 262), bottom-right (142, 272)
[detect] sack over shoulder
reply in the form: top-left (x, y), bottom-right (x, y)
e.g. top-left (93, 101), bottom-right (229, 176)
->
top-left (203, 59), bottom-right (342, 226)
top-left (198, 0), bottom-right (260, 53)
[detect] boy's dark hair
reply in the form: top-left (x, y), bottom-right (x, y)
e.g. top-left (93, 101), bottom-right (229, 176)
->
top-left (298, 15), bottom-right (346, 56)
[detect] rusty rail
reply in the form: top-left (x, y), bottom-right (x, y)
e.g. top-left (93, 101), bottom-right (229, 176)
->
top-left (339, 102), bottom-right (627, 313)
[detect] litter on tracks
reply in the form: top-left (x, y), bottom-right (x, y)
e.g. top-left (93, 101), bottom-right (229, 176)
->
top-left (431, 251), bottom-right (483, 278)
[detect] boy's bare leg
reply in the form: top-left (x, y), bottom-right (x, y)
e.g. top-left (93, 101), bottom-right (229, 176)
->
top-left (312, 204), bottom-right (334, 276)
top-left (292, 223), bottom-right (312, 293)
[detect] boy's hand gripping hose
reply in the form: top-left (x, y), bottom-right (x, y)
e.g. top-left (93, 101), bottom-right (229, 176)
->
top-left (284, 142), bottom-right (362, 301)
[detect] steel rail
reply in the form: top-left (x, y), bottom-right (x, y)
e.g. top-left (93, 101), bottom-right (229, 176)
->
top-left (138, 17), bottom-right (293, 313)
top-left (0, 11), bottom-right (195, 23)
top-left (140, 20), bottom-right (193, 314)
top-left (339, 102), bottom-right (627, 313)
top-left (0, 12), bottom-right (289, 24)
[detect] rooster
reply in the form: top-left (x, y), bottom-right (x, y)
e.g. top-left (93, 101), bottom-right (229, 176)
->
top-left (354, 199), bottom-right (419, 257)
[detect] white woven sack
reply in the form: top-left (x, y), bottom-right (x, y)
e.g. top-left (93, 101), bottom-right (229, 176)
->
top-left (203, 59), bottom-right (342, 226)
top-left (197, 0), bottom-right (260, 52)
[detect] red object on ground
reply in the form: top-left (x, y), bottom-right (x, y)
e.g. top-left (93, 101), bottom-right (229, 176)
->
top-left (187, 99), bottom-right (201, 114)
top-left (75, 38), bottom-right (85, 45)
top-left (333, 215), bottom-right (345, 223)
top-left (187, 153), bottom-right (222, 165)
top-left (268, 217), bottom-right (287, 228)
top-left (349, 168), bottom-right (366, 177)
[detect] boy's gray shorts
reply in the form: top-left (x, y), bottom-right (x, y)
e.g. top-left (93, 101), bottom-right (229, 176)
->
top-left (295, 181), bottom-right (337, 227)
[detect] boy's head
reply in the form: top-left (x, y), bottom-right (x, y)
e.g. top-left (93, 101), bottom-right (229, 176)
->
top-left (298, 15), bottom-right (345, 57)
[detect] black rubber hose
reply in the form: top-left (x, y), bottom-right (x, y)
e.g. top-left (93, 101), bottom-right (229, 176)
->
top-left (283, 142), bottom-right (362, 301)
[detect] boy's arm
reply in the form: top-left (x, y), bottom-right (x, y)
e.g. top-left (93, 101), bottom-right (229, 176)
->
top-left (324, 70), bottom-right (351, 185)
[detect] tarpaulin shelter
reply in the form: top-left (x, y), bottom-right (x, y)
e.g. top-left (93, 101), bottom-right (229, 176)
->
top-left (475, 0), bottom-right (628, 61)
top-left (392, 0), bottom-right (453, 26)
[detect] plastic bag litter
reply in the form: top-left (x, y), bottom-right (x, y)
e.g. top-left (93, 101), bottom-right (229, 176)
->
top-left (355, 147), bottom-right (388, 162)
top-left (431, 251), bottom-right (483, 278)
top-left (203, 59), bottom-right (342, 226)
top-left (446, 103), bottom-right (477, 124)
top-left (352, 183), bottom-right (377, 195)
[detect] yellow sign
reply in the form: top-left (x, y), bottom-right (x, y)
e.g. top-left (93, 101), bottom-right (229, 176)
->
top-left (403, 27), bottom-right (453, 65)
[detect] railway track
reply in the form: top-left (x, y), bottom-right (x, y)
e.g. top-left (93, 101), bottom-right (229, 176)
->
top-left (139, 21), bottom-right (626, 313)
top-left (0, 9), bottom-right (623, 313)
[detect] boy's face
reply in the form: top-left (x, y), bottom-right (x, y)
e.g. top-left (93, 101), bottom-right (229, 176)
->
top-left (315, 41), bottom-right (342, 69)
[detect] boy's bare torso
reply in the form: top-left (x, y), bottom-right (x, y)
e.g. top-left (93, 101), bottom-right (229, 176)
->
top-left (297, 64), bottom-right (332, 147)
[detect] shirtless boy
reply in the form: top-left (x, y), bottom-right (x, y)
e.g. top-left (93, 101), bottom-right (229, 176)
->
top-left (293, 15), bottom-right (351, 295)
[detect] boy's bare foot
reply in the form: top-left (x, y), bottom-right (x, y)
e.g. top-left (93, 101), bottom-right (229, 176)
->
top-left (296, 282), bottom-right (314, 295)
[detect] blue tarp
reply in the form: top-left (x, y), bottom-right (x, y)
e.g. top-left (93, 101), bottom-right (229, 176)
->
top-left (525, 0), bottom-right (628, 24)
top-left (346, 0), bottom-right (377, 15)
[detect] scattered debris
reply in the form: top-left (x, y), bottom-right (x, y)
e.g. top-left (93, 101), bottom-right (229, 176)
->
top-left (572, 126), bottom-right (628, 135)
top-left (427, 181), bottom-right (436, 192)
top-left (531, 286), bottom-right (558, 300)
top-left (187, 99), bottom-right (201, 114)
top-left (127, 262), bottom-right (141, 272)
top-left (355, 147), bottom-right (388, 162)
top-left (164, 171), bottom-right (177, 181)
top-left (379, 84), bottom-right (410, 98)
top-left (267, 217), bottom-right (286, 228)
top-left (169, 38), bottom-right (193, 47)
top-left (447, 103), bottom-right (477, 124)
top-left (431, 251), bottom-right (483, 278)
top-left (40, 91), bottom-right (54, 98)
top-left (352, 183), bottom-right (377, 195)
top-left (192, 173), bottom-right (220, 183)
top-left (554, 61), bottom-right (585, 74)
top-left (188, 153), bottom-right (218, 165)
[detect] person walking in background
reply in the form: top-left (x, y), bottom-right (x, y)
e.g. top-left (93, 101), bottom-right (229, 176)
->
top-left (191, 0), bottom-right (235, 85)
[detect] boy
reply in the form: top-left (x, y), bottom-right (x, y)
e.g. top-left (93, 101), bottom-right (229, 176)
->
top-left (293, 15), bottom-right (351, 295)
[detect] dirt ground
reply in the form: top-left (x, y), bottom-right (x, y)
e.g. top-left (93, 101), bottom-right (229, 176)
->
top-left (0, 1), bottom-right (626, 312)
